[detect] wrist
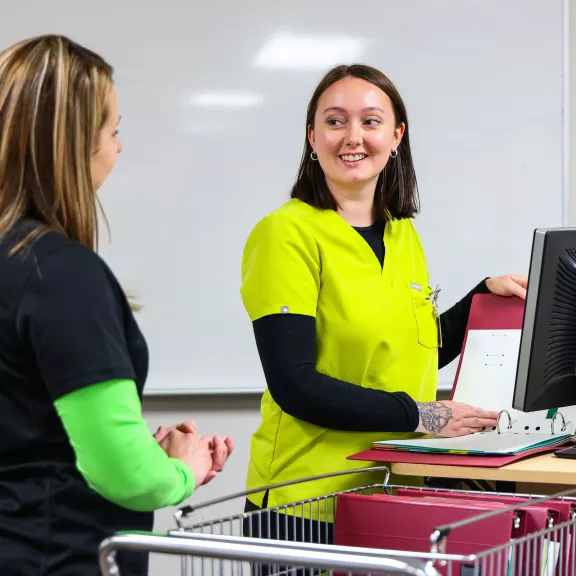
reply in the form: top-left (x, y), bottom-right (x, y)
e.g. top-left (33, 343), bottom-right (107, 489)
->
top-left (171, 457), bottom-right (197, 496)
top-left (414, 401), bottom-right (426, 433)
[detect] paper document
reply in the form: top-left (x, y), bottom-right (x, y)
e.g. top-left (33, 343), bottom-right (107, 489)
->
top-left (373, 431), bottom-right (572, 456)
top-left (452, 330), bottom-right (576, 431)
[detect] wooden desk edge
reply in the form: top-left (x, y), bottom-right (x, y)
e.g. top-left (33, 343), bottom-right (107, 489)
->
top-left (390, 452), bottom-right (576, 485)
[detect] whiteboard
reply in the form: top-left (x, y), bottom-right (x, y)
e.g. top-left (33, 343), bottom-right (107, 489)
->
top-left (0, 0), bottom-right (565, 394)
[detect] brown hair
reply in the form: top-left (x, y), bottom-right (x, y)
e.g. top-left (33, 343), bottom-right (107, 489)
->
top-left (0, 34), bottom-right (113, 251)
top-left (290, 64), bottom-right (419, 220)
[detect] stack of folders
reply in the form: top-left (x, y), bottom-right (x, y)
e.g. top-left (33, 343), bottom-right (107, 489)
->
top-left (349, 409), bottom-right (574, 468)
top-left (334, 489), bottom-right (573, 576)
top-left (372, 423), bottom-right (572, 457)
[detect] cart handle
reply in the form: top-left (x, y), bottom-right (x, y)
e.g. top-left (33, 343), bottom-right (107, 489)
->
top-left (98, 531), bottom-right (439, 576)
top-left (175, 465), bottom-right (390, 519)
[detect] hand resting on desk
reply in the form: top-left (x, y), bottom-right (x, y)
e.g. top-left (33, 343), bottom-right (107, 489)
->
top-left (414, 401), bottom-right (499, 437)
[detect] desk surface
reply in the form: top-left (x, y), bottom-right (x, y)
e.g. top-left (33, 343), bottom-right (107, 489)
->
top-left (391, 452), bottom-right (576, 485)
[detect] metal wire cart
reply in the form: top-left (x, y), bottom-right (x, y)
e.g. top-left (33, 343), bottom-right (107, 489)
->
top-left (99, 466), bottom-right (576, 576)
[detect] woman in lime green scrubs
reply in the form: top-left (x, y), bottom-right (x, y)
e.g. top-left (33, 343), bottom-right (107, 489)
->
top-left (240, 64), bottom-right (527, 542)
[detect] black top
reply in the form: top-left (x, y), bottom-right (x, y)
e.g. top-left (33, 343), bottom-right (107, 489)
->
top-left (252, 220), bottom-right (490, 432)
top-left (0, 220), bottom-right (151, 576)
top-left (353, 220), bottom-right (386, 266)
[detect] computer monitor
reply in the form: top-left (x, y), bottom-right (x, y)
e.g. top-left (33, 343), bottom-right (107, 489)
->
top-left (512, 228), bottom-right (576, 413)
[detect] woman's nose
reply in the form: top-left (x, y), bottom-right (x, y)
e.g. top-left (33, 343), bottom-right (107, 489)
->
top-left (345, 123), bottom-right (363, 147)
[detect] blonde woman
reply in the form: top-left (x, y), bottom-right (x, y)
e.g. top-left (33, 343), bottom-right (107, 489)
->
top-left (0, 35), bottom-right (232, 576)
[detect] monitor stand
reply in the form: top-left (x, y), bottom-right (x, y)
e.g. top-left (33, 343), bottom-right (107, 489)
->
top-left (554, 445), bottom-right (576, 459)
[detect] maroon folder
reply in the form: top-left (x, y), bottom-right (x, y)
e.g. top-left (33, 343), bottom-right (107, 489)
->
top-left (348, 441), bottom-right (571, 468)
top-left (396, 488), bottom-right (574, 575)
top-left (334, 492), bottom-right (515, 575)
top-left (450, 293), bottom-right (525, 399)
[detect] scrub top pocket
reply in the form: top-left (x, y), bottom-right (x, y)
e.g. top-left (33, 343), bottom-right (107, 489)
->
top-left (409, 282), bottom-right (439, 349)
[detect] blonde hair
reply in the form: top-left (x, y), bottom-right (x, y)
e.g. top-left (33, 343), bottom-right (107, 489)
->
top-left (0, 34), bottom-right (113, 252)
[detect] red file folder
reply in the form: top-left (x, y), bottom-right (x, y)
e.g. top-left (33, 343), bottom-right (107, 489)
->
top-left (450, 293), bottom-right (525, 399)
top-left (334, 492), bottom-right (516, 575)
top-left (396, 488), bottom-right (573, 575)
top-left (348, 441), bottom-right (571, 468)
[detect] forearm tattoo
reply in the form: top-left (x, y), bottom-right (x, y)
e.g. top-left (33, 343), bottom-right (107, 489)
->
top-left (415, 402), bottom-right (453, 435)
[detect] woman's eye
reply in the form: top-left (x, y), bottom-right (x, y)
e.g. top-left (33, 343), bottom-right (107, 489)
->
top-left (326, 118), bottom-right (344, 127)
top-left (365, 118), bottom-right (381, 127)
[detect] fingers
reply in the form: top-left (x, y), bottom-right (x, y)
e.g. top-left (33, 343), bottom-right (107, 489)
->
top-left (509, 274), bottom-right (528, 289)
top-left (203, 470), bottom-right (217, 484)
top-left (224, 436), bottom-right (234, 455)
top-left (486, 275), bottom-right (528, 300)
top-left (201, 434), bottom-right (214, 448)
top-left (176, 420), bottom-right (198, 434)
top-left (153, 426), bottom-right (166, 441)
top-left (211, 436), bottom-right (229, 472)
top-left (153, 425), bottom-right (174, 443)
top-left (507, 276), bottom-right (527, 300)
top-left (462, 417), bottom-right (498, 429)
top-left (475, 409), bottom-right (500, 420)
top-left (157, 420), bottom-right (198, 442)
top-left (459, 404), bottom-right (499, 420)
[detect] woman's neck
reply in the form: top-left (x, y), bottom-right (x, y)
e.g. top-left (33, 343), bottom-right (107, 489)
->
top-left (327, 177), bottom-right (378, 227)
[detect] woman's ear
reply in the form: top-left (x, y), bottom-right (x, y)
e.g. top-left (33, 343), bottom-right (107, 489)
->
top-left (394, 122), bottom-right (406, 150)
top-left (307, 124), bottom-right (315, 150)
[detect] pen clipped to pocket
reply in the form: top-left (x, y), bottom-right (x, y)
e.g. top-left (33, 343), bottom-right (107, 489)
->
top-left (429, 284), bottom-right (443, 348)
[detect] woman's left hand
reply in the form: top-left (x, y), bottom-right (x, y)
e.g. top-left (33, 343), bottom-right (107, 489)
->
top-left (485, 274), bottom-right (528, 300)
top-left (153, 420), bottom-right (198, 443)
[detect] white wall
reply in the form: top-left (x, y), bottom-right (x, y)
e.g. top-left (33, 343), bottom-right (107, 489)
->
top-left (139, 1), bottom-right (576, 573)
top-left (142, 2), bottom-right (576, 573)
top-left (570, 0), bottom-right (576, 228)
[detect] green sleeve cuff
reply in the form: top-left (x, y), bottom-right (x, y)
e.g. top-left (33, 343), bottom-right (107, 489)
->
top-left (172, 457), bottom-right (196, 495)
top-left (54, 379), bottom-right (196, 511)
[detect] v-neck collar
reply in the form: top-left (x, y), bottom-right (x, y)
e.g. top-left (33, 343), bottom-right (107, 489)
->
top-left (325, 209), bottom-right (392, 277)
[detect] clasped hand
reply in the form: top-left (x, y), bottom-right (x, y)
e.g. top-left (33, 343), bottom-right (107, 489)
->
top-left (153, 421), bottom-right (233, 486)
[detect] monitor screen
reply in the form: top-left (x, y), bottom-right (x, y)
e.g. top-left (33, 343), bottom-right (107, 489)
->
top-left (513, 228), bottom-right (576, 412)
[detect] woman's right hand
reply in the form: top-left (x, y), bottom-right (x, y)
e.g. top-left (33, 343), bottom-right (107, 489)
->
top-left (159, 429), bottom-right (227, 486)
top-left (414, 401), bottom-right (499, 437)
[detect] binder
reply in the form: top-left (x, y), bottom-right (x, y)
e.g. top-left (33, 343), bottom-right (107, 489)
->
top-left (450, 293), bottom-right (525, 400)
top-left (371, 419), bottom-right (572, 456)
top-left (334, 492), bottom-right (516, 575)
top-left (449, 294), bottom-right (576, 436)
top-left (369, 294), bottom-right (574, 459)
top-left (397, 488), bottom-right (570, 575)
top-left (349, 440), bottom-right (573, 468)
top-left (396, 488), bottom-right (571, 522)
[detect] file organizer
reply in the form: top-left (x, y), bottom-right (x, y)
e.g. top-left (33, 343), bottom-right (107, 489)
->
top-left (397, 488), bottom-right (573, 575)
top-left (448, 294), bottom-right (576, 436)
top-left (334, 492), bottom-right (515, 575)
top-left (334, 491), bottom-right (569, 576)
top-left (349, 438), bottom-right (572, 468)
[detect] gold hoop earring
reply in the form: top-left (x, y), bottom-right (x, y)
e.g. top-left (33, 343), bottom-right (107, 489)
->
top-left (310, 151), bottom-right (318, 161)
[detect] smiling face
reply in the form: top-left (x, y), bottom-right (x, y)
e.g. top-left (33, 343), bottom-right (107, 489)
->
top-left (308, 77), bottom-right (404, 193)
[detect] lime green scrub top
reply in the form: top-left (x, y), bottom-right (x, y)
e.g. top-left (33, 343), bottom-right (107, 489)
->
top-left (241, 199), bottom-right (438, 513)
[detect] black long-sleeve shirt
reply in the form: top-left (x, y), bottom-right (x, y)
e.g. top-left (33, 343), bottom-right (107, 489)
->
top-left (252, 220), bottom-right (490, 433)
